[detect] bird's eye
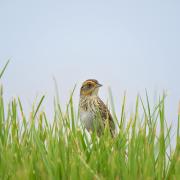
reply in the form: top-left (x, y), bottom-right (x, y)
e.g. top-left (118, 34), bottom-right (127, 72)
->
top-left (81, 83), bottom-right (93, 91)
top-left (87, 84), bottom-right (92, 88)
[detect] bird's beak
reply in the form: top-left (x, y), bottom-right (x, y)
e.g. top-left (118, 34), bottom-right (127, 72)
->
top-left (96, 83), bottom-right (102, 88)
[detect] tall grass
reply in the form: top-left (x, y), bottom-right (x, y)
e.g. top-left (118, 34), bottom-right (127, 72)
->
top-left (0, 61), bottom-right (179, 179)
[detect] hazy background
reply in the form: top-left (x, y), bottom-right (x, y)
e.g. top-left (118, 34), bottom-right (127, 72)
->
top-left (0, 1), bottom-right (180, 127)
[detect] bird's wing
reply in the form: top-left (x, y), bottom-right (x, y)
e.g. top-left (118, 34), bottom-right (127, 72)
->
top-left (96, 97), bottom-right (115, 136)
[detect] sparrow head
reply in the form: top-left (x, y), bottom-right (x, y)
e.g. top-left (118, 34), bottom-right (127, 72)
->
top-left (80, 79), bottom-right (102, 96)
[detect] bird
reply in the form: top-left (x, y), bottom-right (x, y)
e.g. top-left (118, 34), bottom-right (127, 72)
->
top-left (79, 79), bottom-right (115, 137)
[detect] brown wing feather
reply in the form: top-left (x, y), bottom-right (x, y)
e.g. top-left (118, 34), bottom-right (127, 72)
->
top-left (96, 97), bottom-right (115, 136)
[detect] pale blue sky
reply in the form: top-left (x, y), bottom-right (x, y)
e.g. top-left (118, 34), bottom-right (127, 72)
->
top-left (0, 0), bottom-right (180, 124)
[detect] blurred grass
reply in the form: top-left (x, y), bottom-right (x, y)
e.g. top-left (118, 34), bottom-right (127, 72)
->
top-left (0, 61), bottom-right (179, 179)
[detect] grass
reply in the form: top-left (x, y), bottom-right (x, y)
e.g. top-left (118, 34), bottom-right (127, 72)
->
top-left (0, 61), bottom-right (179, 180)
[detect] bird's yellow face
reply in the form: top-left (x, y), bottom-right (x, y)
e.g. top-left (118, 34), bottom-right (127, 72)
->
top-left (80, 79), bottom-right (102, 96)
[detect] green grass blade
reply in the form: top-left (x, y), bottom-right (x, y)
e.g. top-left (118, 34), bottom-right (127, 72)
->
top-left (0, 60), bottom-right (10, 80)
top-left (33, 95), bottom-right (45, 119)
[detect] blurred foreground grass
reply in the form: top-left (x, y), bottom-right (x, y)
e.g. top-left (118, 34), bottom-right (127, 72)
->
top-left (0, 61), bottom-right (179, 179)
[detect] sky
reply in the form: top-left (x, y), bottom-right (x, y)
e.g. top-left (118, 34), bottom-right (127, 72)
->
top-left (0, 0), bottom-right (180, 127)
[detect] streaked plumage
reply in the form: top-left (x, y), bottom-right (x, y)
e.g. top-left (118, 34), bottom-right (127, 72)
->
top-left (79, 79), bottom-right (115, 136)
